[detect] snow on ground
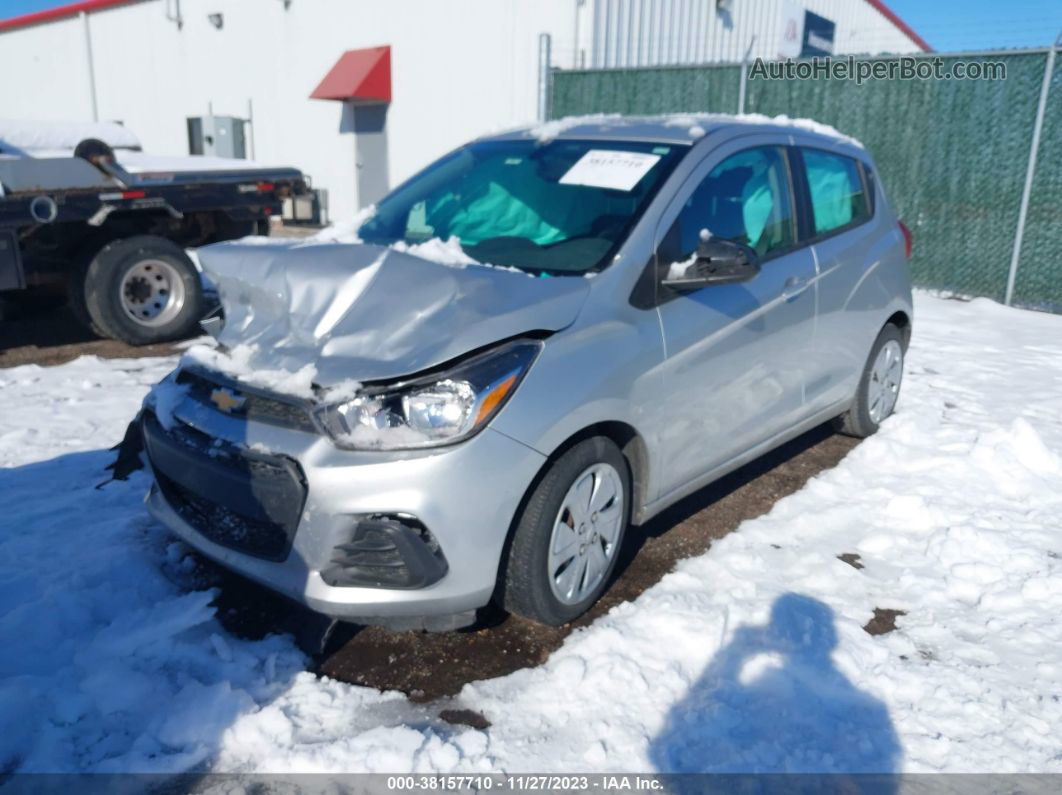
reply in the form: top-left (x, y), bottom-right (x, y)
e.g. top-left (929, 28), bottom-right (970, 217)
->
top-left (1, 294), bottom-right (1061, 774)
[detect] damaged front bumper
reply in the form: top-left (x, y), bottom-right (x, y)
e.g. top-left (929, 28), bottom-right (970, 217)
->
top-left (141, 376), bottom-right (546, 628)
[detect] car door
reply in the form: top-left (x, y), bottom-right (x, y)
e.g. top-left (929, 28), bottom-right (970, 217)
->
top-left (648, 139), bottom-right (817, 501)
top-left (793, 146), bottom-right (880, 411)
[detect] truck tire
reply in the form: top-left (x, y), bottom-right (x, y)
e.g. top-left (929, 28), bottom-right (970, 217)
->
top-left (81, 235), bottom-right (204, 345)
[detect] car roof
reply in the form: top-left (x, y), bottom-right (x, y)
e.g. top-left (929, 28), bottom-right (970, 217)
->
top-left (485, 113), bottom-right (864, 150)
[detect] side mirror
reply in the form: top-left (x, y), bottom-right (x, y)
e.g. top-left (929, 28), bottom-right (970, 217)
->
top-left (662, 238), bottom-right (760, 290)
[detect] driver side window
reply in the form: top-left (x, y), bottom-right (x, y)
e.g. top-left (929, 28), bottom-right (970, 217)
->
top-left (666, 146), bottom-right (795, 262)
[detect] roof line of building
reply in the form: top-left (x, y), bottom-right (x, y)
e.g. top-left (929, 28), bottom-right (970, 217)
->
top-left (0, 0), bottom-right (145, 33)
top-left (0, 0), bottom-right (931, 53)
top-left (865, 0), bottom-right (932, 52)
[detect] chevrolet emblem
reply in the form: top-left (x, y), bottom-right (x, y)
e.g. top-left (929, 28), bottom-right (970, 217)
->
top-left (209, 387), bottom-right (246, 413)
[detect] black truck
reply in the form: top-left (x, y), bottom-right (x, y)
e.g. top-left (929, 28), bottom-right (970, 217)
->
top-left (0, 137), bottom-right (308, 345)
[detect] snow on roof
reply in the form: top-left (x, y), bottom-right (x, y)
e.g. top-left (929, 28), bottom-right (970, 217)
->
top-left (513, 113), bottom-right (863, 149)
top-left (0, 119), bottom-right (141, 155)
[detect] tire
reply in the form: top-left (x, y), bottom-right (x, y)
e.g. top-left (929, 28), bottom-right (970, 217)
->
top-left (834, 323), bottom-right (905, 438)
top-left (501, 437), bottom-right (631, 626)
top-left (80, 235), bottom-right (204, 345)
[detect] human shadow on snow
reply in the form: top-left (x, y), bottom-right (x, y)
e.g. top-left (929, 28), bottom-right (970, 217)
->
top-left (649, 593), bottom-right (900, 789)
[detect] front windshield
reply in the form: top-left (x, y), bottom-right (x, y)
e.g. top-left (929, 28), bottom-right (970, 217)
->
top-left (358, 138), bottom-right (686, 275)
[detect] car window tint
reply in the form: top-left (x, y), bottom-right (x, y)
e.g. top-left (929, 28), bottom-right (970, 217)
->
top-left (358, 139), bottom-right (686, 275)
top-left (671, 146), bottom-right (794, 260)
top-left (861, 162), bottom-right (877, 214)
top-left (802, 149), bottom-right (870, 235)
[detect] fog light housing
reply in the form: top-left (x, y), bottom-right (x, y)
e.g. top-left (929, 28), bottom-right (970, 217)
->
top-left (321, 515), bottom-right (448, 589)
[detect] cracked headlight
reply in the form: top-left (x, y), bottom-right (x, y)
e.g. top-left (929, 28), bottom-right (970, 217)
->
top-left (314, 339), bottom-right (542, 450)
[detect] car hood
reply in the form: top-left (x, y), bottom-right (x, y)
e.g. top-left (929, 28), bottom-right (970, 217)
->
top-left (196, 241), bottom-right (590, 386)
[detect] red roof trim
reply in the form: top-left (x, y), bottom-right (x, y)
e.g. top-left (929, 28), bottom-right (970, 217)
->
top-left (311, 46), bottom-right (392, 103)
top-left (864, 0), bottom-right (932, 52)
top-left (0, 0), bottom-right (145, 33)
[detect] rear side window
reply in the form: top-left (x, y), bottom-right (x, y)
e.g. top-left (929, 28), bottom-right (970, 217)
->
top-left (666, 146), bottom-right (795, 260)
top-left (801, 149), bottom-right (870, 235)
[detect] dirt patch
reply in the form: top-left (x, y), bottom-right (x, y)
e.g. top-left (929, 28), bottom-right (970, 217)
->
top-left (439, 709), bottom-right (491, 730)
top-left (310, 424), bottom-right (859, 701)
top-left (0, 305), bottom-right (183, 368)
top-left (838, 552), bottom-right (865, 570)
top-left (864, 607), bottom-right (907, 636)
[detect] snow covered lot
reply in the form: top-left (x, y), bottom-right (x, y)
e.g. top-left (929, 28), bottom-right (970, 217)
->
top-left (1, 293), bottom-right (1060, 774)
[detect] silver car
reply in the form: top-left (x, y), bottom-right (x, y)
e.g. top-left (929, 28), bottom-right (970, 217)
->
top-left (142, 116), bottom-right (912, 629)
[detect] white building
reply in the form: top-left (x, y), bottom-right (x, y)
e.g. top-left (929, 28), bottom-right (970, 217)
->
top-left (0, 0), bottom-right (927, 222)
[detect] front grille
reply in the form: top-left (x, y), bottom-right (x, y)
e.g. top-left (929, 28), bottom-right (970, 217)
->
top-left (176, 368), bottom-right (317, 432)
top-left (143, 412), bottom-right (307, 561)
top-left (155, 471), bottom-right (294, 560)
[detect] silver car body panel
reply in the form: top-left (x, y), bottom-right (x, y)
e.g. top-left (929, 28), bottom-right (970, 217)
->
top-left (146, 117), bottom-right (912, 620)
top-left (199, 241), bottom-right (590, 384)
top-left (146, 393), bottom-right (547, 617)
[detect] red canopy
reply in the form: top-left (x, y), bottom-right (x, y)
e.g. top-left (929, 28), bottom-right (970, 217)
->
top-left (310, 46), bottom-right (391, 103)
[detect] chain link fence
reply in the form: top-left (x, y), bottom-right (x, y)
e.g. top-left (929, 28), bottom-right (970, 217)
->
top-left (550, 49), bottom-right (1061, 312)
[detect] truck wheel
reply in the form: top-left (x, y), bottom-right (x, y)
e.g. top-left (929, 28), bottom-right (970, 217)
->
top-left (81, 235), bottom-right (204, 345)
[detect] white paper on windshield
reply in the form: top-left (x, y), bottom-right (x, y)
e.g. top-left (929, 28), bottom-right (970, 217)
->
top-left (559, 150), bottom-right (661, 191)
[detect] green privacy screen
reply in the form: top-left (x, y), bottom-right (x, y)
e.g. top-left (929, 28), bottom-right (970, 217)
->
top-left (550, 51), bottom-right (1061, 312)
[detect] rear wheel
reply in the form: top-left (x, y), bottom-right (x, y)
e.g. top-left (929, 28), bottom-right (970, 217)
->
top-left (80, 235), bottom-right (204, 345)
top-left (834, 323), bottom-right (905, 438)
top-left (501, 437), bottom-right (630, 626)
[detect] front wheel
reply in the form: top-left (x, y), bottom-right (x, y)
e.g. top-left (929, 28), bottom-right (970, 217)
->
top-left (501, 437), bottom-right (630, 626)
top-left (79, 235), bottom-right (204, 345)
top-left (834, 323), bottom-right (905, 438)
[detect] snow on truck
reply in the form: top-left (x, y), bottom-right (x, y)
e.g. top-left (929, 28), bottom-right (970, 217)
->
top-left (0, 120), bottom-right (309, 345)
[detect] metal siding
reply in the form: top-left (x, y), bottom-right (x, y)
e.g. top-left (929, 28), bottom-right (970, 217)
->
top-left (584, 0), bottom-right (923, 67)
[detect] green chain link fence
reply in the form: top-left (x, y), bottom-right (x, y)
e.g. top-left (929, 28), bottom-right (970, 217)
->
top-left (550, 49), bottom-right (1061, 312)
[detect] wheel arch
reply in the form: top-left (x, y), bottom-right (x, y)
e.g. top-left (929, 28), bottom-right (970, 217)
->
top-left (490, 419), bottom-right (651, 605)
top-left (507, 420), bottom-right (652, 548)
top-left (885, 309), bottom-right (912, 350)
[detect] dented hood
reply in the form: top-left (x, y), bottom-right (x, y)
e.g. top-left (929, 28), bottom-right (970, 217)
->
top-left (197, 241), bottom-right (590, 386)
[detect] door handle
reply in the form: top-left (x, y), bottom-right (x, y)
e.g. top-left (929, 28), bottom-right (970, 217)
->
top-left (783, 275), bottom-right (810, 299)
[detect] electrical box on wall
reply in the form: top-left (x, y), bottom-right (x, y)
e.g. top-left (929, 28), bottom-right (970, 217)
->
top-left (187, 115), bottom-right (247, 159)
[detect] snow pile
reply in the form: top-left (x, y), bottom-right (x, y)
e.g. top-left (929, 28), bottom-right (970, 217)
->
top-left (391, 236), bottom-right (480, 267)
top-left (663, 114), bottom-right (708, 139)
top-left (527, 113), bottom-right (622, 142)
top-left (526, 113), bottom-right (862, 147)
top-left (118, 152), bottom-right (274, 174)
top-left (0, 118), bottom-right (141, 155)
top-left (738, 112), bottom-right (864, 147)
top-left (664, 112), bottom-right (862, 146)
top-left (182, 343), bottom-right (318, 400)
top-left (307, 204), bottom-right (376, 244)
top-left (165, 342), bottom-right (363, 404)
top-left (2, 295), bottom-right (1061, 773)
top-left (0, 354), bottom-right (303, 773)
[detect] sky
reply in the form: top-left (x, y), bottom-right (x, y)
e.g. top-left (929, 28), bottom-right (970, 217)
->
top-left (887, 0), bottom-right (1061, 52)
top-left (1, 0), bottom-right (1060, 53)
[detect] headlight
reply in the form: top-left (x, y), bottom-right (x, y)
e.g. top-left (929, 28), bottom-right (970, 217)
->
top-left (314, 339), bottom-right (542, 450)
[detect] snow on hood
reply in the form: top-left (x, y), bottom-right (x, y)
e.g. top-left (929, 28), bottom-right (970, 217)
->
top-left (195, 240), bottom-right (590, 388)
